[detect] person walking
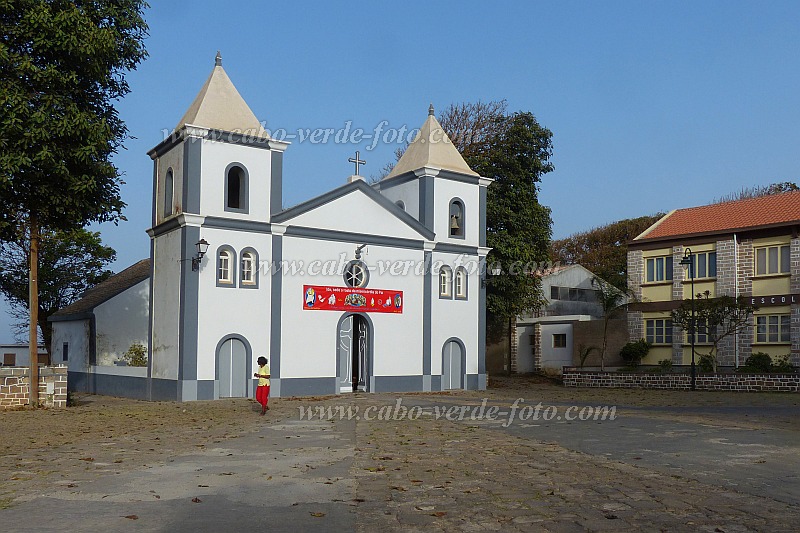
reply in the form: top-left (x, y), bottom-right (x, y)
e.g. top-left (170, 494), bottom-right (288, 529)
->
top-left (254, 356), bottom-right (270, 415)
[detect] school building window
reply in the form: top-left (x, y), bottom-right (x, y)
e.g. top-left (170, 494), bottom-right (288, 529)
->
top-left (755, 245), bottom-right (790, 276)
top-left (755, 314), bottom-right (790, 343)
top-left (687, 318), bottom-right (713, 344)
top-left (646, 318), bottom-right (673, 344)
top-left (646, 256), bottom-right (673, 283)
top-left (690, 252), bottom-right (717, 278)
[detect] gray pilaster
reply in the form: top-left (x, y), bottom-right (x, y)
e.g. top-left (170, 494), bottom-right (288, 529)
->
top-left (479, 186), bottom-right (487, 247)
top-left (270, 235), bottom-right (283, 384)
top-left (179, 225), bottom-right (201, 384)
top-left (419, 175), bottom-right (435, 231)
top-left (271, 150), bottom-right (283, 216)
top-left (478, 256), bottom-right (486, 376)
top-left (423, 251), bottom-right (432, 377)
top-left (183, 136), bottom-right (202, 214)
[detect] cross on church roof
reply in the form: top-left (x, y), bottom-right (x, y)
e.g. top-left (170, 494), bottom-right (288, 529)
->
top-left (215, 51), bottom-right (222, 66)
top-left (348, 151), bottom-right (366, 176)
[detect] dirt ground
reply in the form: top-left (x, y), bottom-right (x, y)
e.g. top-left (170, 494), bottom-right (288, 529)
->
top-left (1, 377), bottom-right (798, 531)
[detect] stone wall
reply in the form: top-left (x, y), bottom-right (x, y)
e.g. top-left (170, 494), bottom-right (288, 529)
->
top-left (563, 369), bottom-right (798, 392)
top-left (0, 366), bottom-right (68, 408)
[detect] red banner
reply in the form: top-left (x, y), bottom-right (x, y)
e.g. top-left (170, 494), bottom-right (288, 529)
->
top-left (303, 285), bottom-right (403, 313)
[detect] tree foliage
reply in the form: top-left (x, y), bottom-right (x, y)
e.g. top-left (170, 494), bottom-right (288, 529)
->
top-left (713, 181), bottom-right (799, 204)
top-left (477, 111), bottom-right (553, 319)
top-left (0, 227), bottom-right (115, 350)
top-left (0, 0), bottom-right (149, 233)
top-left (671, 291), bottom-right (757, 372)
top-left (550, 214), bottom-right (664, 290)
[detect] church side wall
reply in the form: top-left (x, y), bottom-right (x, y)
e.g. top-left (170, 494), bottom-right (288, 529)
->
top-left (430, 250), bottom-right (481, 387)
top-left (151, 230), bottom-right (182, 380)
top-left (199, 141), bottom-right (272, 221)
top-left (51, 320), bottom-right (90, 373)
top-left (379, 179), bottom-right (420, 219)
top-left (195, 228), bottom-right (272, 393)
top-left (94, 279), bottom-right (150, 366)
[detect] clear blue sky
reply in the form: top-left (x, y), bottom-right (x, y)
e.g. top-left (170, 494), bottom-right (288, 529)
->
top-left (2, 1), bottom-right (800, 342)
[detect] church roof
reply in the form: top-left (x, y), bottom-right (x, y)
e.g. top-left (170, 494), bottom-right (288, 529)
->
top-left (50, 259), bottom-right (151, 321)
top-left (385, 106), bottom-right (478, 179)
top-left (175, 52), bottom-right (268, 138)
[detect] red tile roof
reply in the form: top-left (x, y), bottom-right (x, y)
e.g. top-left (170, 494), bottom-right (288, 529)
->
top-left (636, 191), bottom-right (800, 241)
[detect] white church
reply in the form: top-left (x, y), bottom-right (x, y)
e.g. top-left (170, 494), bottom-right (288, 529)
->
top-left (49, 54), bottom-right (491, 401)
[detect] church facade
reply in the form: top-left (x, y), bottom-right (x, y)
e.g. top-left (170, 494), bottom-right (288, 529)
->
top-left (50, 55), bottom-right (491, 401)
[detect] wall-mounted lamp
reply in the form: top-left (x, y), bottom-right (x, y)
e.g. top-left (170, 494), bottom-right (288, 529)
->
top-left (355, 244), bottom-right (367, 260)
top-left (191, 239), bottom-right (210, 271)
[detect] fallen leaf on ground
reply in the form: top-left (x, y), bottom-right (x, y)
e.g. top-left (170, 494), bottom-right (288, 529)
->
top-left (191, 497), bottom-right (202, 503)
top-left (123, 515), bottom-right (138, 520)
top-left (310, 512), bottom-right (325, 517)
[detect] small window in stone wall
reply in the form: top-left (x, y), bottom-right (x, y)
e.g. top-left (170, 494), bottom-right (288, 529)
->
top-left (3, 353), bottom-right (14, 366)
top-left (63, 342), bottom-right (69, 362)
top-left (553, 334), bottom-right (567, 348)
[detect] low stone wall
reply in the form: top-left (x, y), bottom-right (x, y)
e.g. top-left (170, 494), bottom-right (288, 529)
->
top-left (0, 365), bottom-right (68, 408)
top-left (563, 369), bottom-right (799, 392)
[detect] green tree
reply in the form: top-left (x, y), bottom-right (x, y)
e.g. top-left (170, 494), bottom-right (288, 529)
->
top-left (551, 214), bottom-right (664, 290)
top-left (671, 291), bottom-right (757, 372)
top-left (713, 181), bottom-right (799, 204)
top-left (477, 112), bottom-right (553, 321)
top-left (0, 1), bottom-right (147, 403)
top-left (0, 227), bottom-right (115, 352)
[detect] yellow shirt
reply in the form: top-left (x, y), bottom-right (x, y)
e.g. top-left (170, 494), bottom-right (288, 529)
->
top-left (257, 364), bottom-right (270, 387)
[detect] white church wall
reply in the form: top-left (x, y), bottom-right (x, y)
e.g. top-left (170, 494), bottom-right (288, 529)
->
top-left (430, 251), bottom-right (480, 376)
top-left (379, 179), bottom-right (420, 220)
top-left (195, 227), bottom-right (272, 381)
top-left (284, 190), bottom-right (423, 241)
top-left (151, 230), bottom-right (182, 380)
top-left (199, 140), bottom-right (272, 221)
top-left (51, 320), bottom-right (90, 372)
top-left (94, 279), bottom-right (150, 366)
top-left (154, 143), bottom-right (184, 224)
top-left (434, 178), bottom-right (480, 246)
top-left (279, 236), bottom-right (425, 379)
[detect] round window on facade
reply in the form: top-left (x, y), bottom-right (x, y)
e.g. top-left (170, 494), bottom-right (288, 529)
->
top-left (344, 260), bottom-right (369, 288)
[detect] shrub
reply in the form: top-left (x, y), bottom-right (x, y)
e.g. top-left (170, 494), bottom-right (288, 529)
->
top-left (697, 354), bottom-right (714, 372)
top-left (744, 352), bottom-right (772, 373)
top-left (123, 343), bottom-right (148, 367)
top-left (658, 359), bottom-right (673, 373)
top-left (770, 355), bottom-right (795, 373)
top-left (619, 339), bottom-right (651, 367)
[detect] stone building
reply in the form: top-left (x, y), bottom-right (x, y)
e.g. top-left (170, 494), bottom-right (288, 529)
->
top-left (627, 191), bottom-right (800, 367)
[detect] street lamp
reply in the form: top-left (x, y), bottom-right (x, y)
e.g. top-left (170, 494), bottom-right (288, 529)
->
top-left (679, 248), bottom-right (696, 390)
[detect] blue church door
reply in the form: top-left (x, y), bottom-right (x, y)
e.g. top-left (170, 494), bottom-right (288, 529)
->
top-left (218, 338), bottom-right (247, 398)
top-left (442, 341), bottom-right (463, 390)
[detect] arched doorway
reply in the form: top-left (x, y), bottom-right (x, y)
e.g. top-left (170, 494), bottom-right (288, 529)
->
top-left (217, 337), bottom-right (247, 397)
top-left (442, 339), bottom-right (464, 390)
top-left (337, 314), bottom-right (371, 393)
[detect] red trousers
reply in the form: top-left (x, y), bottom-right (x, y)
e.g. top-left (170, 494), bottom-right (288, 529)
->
top-left (256, 385), bottom-right (270, 408)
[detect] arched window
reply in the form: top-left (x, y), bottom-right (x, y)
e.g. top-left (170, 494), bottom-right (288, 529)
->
top-left (396, 200), bottom-right (405, 211)
top-left (344, 260), bottom-right (368, 288)
top-left (225, 164), bottom-right (248, 212)
top-left (449, 199), bottom-right (464, 238)
top-left (439, 266), bottom-right (453, 298)
top-left (217, 247), bottom-right (236, 286)
top-left (240, 248), bottom-right (258, 288)
top-left (455, 267), bottom-right (468, 300)
top-left (164, 169), bottom-right (174, 218)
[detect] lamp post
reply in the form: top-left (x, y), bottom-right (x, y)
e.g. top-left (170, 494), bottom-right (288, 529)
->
top-left (679, 248), bottom-right (696, 390)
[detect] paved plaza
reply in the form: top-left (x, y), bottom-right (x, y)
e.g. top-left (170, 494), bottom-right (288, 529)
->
top-left (1, 377), bottom-right (798, 532)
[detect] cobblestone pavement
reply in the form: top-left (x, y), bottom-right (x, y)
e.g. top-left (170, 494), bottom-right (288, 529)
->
top-left (0, 378), bottom-right (797, 532)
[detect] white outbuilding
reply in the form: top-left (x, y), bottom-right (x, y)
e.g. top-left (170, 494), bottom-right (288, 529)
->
top-left (51, 54), bottom-right (491, 401)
